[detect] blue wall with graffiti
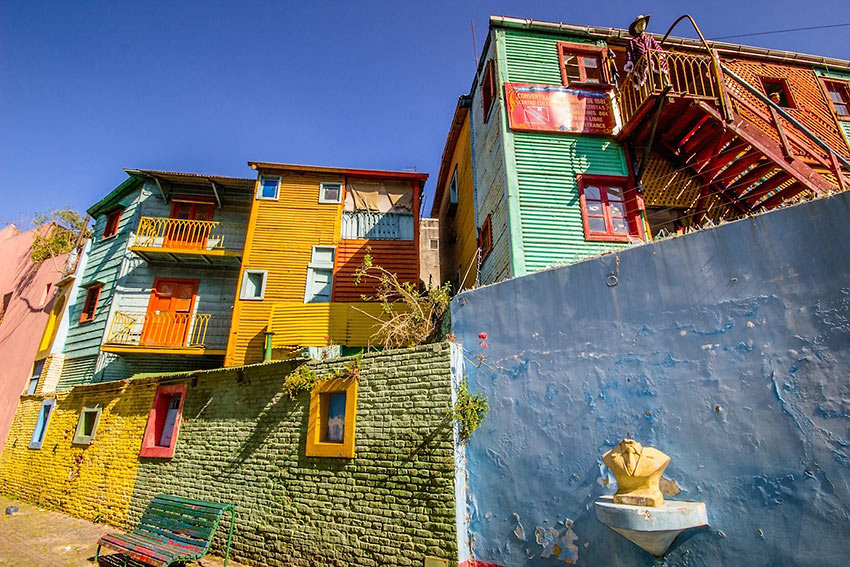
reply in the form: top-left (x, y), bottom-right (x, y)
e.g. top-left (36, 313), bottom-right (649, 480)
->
top-left (451, 192), bottom-right (850, 566)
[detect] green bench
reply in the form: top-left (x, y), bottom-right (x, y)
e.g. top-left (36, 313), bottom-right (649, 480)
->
top-left (96, 494), bottom-right (235, 567)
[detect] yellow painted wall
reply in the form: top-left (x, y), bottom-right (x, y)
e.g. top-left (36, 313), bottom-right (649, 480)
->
top-left (226, 171), bottom-right (344, 366)
top-left (268, 301), bottom-right (408, 347)
top-left (0, 380), bottom-right (156, 528)
top-left (437, 116), bottom-right (478, 291)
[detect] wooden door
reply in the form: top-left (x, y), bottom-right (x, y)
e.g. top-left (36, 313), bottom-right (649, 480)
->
top-left (164, 200), bottom-right (215, 249)
top-left (140, 279), bottom-right (199, 347)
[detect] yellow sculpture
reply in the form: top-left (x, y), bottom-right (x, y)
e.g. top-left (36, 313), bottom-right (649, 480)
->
top-left (602, 439), bottom-right (670, 507)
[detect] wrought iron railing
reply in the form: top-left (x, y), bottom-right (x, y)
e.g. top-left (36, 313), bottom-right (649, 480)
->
top-left (105, 311), bottom-right (230, 350)
top-left (618, 50), bottom-right (722, 125)
top-left (340, 211), bottom-right (415, 240)
top-left (132, 217), bottom-right (247, 253)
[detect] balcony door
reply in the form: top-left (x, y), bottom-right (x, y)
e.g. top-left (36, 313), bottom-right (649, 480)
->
top-left (164, 199), bottom-right (215, 250)
top-left (140, 278), bottom-right (199, 347)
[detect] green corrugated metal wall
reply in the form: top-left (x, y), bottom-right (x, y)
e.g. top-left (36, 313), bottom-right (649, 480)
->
top-left (814, 68), bottom-right (850, 150)
top-left (55, 355), bottom-right (98, 390)
top-left (501, 29), bottom-right (633, 273)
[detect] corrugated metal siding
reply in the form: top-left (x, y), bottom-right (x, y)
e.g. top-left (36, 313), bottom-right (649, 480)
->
top-left (332, 239), bottom-right (418, 302)
top-left (504, 30), bottom-right (599, 84)
top-left (814, 68), bottom-right (850, 151)
top-left (55, 355), bottom-right (98, 390)
top-left (513, 132), bottom-right (632, 272)
top-left (227, 172), bottom-right (343, 366)
top-left (95, 352), bottom-right (224, 383)
top-left (268, 302), bottom-right (406, 347)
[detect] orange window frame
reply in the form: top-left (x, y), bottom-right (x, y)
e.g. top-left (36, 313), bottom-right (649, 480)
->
top-left (558, 41), bottom-right (609, 87)
top-left (481, 59), bottom-right (497, 122)
top-left (103, 207), bottom-right (124, 239)
top-left (577, 174), bottom-right (644, 243)
top-left (79, 284), bottom-right (102, 323)
top-left (759, 77), bottom-right (796, 109)
top-left (139, 383), bottom-right (188, 458)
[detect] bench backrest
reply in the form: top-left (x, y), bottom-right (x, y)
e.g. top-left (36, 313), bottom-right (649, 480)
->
top-left (133, 494), bottom-right (233, 556)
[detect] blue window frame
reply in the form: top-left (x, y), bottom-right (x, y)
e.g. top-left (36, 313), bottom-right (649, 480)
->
top-left (29, 398), bottom-right (56, 449)
top-left (26, 359), bottom-right (45, 395)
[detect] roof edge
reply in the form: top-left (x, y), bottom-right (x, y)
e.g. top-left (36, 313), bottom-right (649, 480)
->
top-left (431, 96), bottom-right (471, 217)
top-left (248, 161), bottom-right (429, 181)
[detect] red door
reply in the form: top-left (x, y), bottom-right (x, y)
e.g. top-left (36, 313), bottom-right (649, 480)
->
top-left (164, 200), bottom-right (215, 249)
top-left (140, 279), bottom-right (199, 347)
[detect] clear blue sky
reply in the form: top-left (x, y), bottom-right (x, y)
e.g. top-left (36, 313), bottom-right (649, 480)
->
top-left (1, 1), bottom-right (847, 225)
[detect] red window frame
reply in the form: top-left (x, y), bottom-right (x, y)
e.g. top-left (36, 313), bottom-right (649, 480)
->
top-left (139, 383), bottom-right (188, 458)
top-left (823, 79), bottom-right (850, 120)
top-left (759, 77), bottom-right (796, 109)
top-left (558, 41), bottom-right (609, 87)
top-left (577, 175), bottom-right (644, 243)
top-left (103, 208), bottom-right (124, 239)
top-left (79, 284), bottom-right (102, 323)
top-left (481, 59), bottom-right (497, 123)
top-left (477, 214), bottom-right (493, 260)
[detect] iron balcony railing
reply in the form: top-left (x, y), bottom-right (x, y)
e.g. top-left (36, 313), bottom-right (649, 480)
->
top-left (132, 217), bottom-right (247, 253)
top-left (340, 211), bottom-right (414, 240)
top-left (105, 311), bottom-right (230, 350)
top-left (618, 50), bottom-right (722, 125)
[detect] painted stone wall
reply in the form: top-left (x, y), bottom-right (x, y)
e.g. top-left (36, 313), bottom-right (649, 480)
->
top-left (0, 344), bottom-right (458, 567)
top-left (451, 192), bottom-right (850, 566)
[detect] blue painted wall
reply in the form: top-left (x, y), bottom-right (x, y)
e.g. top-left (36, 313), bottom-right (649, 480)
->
top-left (451, 192), bottom-right (850, 566)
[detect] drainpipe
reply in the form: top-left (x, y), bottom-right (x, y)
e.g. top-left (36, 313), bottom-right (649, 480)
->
top-left (263, 332), bottom-right (274, 362)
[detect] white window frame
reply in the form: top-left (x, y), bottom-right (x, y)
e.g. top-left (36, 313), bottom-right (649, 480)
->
top-left (240, 269), bottom-right (268, 301)
top-left (304, 246), bottom-right (336, 303)
top-left (449, 166), bottom-right (459, 204)
top-left (319, 182), bottom-right (343, 204)
top-left (256, 175), bottom-right (281, 201)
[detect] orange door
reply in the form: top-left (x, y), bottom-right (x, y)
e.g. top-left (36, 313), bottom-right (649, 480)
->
top-left (140, 279), bottom-right (199, 347)
top-left (164, 201), bottom-right (215, 249)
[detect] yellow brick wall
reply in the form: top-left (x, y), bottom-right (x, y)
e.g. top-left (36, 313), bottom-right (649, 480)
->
top-left (0, 379), bottom-right (157, 529)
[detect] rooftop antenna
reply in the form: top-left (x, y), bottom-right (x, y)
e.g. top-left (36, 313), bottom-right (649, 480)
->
top-left (471, 19), bottom-right (478, 68)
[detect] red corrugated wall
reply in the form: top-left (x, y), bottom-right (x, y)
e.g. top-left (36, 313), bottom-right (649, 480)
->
top-left (332, 239), bottom-right (419, 302)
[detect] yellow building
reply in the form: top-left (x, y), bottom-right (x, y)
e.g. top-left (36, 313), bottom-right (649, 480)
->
top-left (225, 162), bottom-right (429, 366)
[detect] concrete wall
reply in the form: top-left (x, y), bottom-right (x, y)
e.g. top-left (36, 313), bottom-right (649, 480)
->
top-left (0, 344), bottom-right (459, 567)
top-left (450, 192), bottom-right (850, 566)
top-left (420, 217), bottom-right (440, 289)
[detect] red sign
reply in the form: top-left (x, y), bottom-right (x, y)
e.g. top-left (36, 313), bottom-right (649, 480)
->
top-left (505, 83), bottom-right (619, 136)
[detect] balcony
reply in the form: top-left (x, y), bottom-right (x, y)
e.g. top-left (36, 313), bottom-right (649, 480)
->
top-left (341, 211), bottom-right (414, 240)
top-left (102, 311), bottom-right (230, 355)
top-left (128, 217), bottom-right (247, 266)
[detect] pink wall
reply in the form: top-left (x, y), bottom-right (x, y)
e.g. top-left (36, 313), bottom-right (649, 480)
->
top-left (0, 224), bottom-right (70, 451)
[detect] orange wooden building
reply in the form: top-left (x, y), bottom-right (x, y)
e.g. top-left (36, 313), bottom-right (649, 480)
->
top-left (225, 162), bottom-right (428, 366)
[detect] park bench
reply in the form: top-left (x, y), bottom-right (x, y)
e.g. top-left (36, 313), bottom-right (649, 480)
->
top-left (95, 494), bottom-right (235, 567)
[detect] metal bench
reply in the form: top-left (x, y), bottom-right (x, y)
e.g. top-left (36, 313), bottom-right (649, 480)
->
top-left (96, 494), bottom-right (235, 567)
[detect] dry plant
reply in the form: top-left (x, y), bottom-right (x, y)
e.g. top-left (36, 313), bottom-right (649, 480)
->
top-left (354, 251), bottom-right (451, 348)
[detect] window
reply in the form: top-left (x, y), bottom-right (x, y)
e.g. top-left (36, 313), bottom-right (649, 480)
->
top-left (558, 42), bottom-right (607, 86)
top-left (477, 215), bottom-right (493, 261)
top-left (824, 80), bottom-right (850, 119)
top-left (305, 247), bottom-right (335, 303)
top-left (257, 175), bottom-right (281, 201)
top-left (760, 77), bottom-right (795, 108)
top-left (578, 175), bottom-right (643, 242)
top-left (240, 270), bottom-right (267, 301)
top-left (306, 378), bottom-right (358, 458)
top-left (481, 59), bottom-right (497, 122)
top-left (319, 182), bottom-right (343, 204)
top-left (72, 404), bottom-right (102, 445)
top-left (429, 238), bottom-right (439, 250)
top-left (26, 359), bottom-right (45, 395)
top-left (449, 166), bottom-right (459, 204)
top-left (79, 284), bottom-right (102, 323)
top-left (29, 399), bottom-right (56, 449)
top-left (103, 207), bottom-right (124, 239)
top-left (140, 384), bottom-right (187, 458)
top-left (0, 292), bottom-right (11, 324)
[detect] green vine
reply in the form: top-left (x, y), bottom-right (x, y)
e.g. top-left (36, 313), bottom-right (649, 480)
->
top-left (453, 378), bottom-right (489, 441)
top-left (282, 365), bottom-right (319, 400)
top-left (330, 352), bottom-right (363, 380)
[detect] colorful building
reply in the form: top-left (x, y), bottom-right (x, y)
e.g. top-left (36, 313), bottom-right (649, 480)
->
top-left (0, 224), bottom-right (75, 451)
top-left (433, 16), bottom-right (850, 288)
top-left (226, 162), bottom-right (428, 365)
top-left (55, 169), bottom-right (254, 389)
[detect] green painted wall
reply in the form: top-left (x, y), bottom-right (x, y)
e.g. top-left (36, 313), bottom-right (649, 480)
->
top-left (128, 344), bottom-right (457, 567)
top-left (500, 28), bottom-right (634, 273)
top-left (815, 67), bottom-right (850, 150)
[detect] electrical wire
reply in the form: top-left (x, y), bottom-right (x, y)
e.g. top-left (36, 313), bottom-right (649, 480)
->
top-left (710, 23), bottom-right (850, 41)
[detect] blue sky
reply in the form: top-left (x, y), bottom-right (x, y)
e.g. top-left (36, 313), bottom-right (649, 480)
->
top-left (1, 1), bottom-right (847, 225)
